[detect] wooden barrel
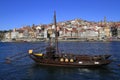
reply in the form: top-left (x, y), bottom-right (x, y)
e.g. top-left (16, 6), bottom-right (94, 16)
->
top-left (60, 58), bottom-right (64, 62)
top-left (65, 58), bottom-right (69, 62)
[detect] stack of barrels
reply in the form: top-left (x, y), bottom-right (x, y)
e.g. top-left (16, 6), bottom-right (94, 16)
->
top-left (60, 58), bottom-right (74, 62)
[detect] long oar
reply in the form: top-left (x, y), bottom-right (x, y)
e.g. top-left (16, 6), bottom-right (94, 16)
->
top-left (7, 46), bottom-right (45, 59)
top-left (5, 44), bottom-right (46, 64)
top-left (5, 54), bottom-right (29, 64)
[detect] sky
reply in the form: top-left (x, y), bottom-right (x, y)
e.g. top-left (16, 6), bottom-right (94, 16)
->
top-left (0, 0), bottom-right (120, 30)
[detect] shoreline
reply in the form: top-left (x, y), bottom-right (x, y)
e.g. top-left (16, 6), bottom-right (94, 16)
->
top-left (1, 39), bottom-right (120, 42)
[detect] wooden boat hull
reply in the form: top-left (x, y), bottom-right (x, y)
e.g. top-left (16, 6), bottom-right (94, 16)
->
top-left (29, 54), bottom-right (111, 68)
top-left (35, 61), bottom-right (111, 68)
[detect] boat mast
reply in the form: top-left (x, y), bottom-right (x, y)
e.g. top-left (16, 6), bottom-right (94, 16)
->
top-left (54, 11), bottom-right (59, 54)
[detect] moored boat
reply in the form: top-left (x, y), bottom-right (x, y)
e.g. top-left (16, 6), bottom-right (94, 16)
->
top-left (28, 12), bottom-right (112, 68)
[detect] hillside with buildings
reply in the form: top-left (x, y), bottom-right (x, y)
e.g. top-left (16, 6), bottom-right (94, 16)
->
top-left (1, 18), bottom-right (120, 42)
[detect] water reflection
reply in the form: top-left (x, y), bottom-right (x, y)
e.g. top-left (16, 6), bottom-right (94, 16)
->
top-left (25, 64), bottom-right (119, 80)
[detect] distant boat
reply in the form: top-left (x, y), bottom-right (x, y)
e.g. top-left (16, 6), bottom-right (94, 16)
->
top-left (28, 12), bottom-right (112, 68)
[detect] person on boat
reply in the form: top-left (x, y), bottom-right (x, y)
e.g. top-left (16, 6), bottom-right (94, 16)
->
top-left (46, 42), bottom-right (56, 59)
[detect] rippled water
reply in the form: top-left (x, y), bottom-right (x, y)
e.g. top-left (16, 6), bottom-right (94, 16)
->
top-left (0, 41), bottom-right (120, 80)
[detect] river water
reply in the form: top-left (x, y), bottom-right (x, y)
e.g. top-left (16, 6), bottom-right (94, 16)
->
top-left (0, 41), bottom-right (120, 80)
